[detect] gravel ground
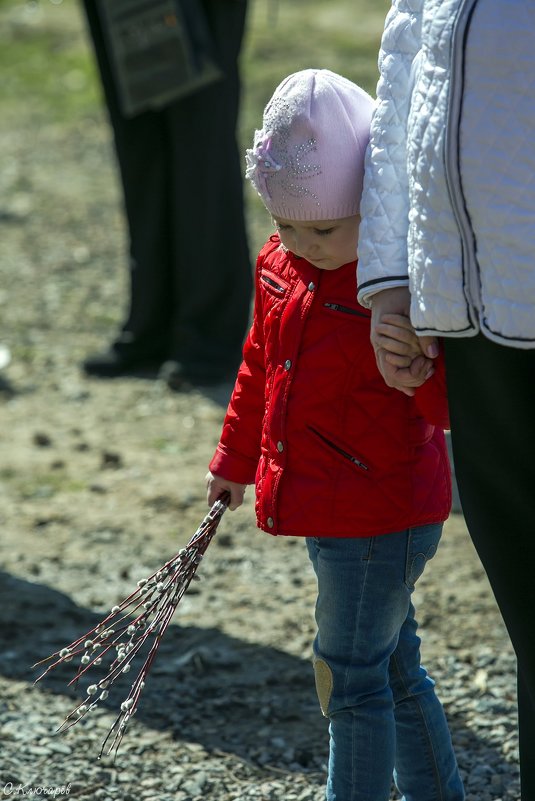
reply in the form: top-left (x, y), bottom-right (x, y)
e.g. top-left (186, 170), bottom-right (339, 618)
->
top-left (0, 5), bottom-right (521, 801)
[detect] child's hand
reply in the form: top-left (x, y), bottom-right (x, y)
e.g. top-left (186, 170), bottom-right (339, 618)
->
top-left (374, 313), bottom-right (424, 367)
top-left (206, 471), bottom-right (246, 511)
top-left (369, 288), bottom-right (439, 396)
top-left (376, 313), bottom-right (440, 385)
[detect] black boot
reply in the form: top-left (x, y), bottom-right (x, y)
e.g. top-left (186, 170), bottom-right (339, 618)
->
top-left (82, 334), bottom-right (165, 377)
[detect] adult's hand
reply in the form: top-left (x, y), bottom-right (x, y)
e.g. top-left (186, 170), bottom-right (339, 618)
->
top-left (369, 287), bottom-right (439, 396)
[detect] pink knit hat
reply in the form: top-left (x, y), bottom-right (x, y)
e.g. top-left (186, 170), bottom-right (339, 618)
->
top-left (245, 69), bottom-right (375, 221)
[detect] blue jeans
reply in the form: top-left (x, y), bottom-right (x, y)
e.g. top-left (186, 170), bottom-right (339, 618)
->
top-left (306, 526), bottom-right (465, 801)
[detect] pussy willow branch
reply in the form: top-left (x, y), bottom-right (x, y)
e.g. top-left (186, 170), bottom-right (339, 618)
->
top-left (33, 494), bottom-right (229, 759)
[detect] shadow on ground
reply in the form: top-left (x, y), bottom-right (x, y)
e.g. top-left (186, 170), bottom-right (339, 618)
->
top-left (0, 569), bottom-right (513, 786)
top-left (0, 571), bottom-right (324, 769)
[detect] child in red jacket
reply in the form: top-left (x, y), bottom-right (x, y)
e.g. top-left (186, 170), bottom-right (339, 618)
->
top-left (206, 70), bottom-right (464, 801)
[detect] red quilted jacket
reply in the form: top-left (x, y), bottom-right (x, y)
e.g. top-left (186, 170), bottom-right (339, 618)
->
top-left (209, 235), bottom-right (451, 537)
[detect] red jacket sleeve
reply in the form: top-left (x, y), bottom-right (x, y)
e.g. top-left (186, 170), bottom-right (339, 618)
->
top-left (413, 343), bottom-right (450, 429)
top-left (209, 253), bottom-right (267, 484)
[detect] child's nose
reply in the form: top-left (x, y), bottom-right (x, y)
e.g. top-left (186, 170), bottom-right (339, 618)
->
top-left (296, 232), bottom-right (316, 257)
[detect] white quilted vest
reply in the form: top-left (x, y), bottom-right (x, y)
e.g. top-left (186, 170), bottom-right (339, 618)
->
top-left (358, 0), bottom-right (535, 349)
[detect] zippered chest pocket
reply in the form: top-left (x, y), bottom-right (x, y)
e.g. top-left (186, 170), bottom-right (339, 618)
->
top-left (260, 269), bottom-right (290, 298)
top-left (321, 298), bottom-right (373, 366)
top-left (323, 301), bottom-right (370, 319)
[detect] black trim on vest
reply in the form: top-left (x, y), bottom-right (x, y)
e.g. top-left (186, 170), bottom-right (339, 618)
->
top-left (358, 275), bottom-right (409, 291)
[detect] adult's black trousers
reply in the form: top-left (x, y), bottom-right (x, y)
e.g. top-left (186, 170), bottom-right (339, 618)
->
top-left (445, 334), bottom-right (535, 799)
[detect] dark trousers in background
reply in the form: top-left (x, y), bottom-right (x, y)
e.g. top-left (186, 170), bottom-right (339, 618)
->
top-left (445, 334), bottom-right (535, 799)
top-left (82, 0), bottom-right (252, 379)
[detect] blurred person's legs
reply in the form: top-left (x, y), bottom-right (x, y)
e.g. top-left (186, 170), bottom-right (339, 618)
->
top-left (81, 0), bottom-right (251, 382)
top-left (445, 335), bottom-right (535, 799)
top-left (164, 0), bottom-right (252, 385)
top-left (81, 0), bottom-right (172, 373)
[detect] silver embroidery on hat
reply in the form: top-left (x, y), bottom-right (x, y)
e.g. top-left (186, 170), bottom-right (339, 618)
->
top-left (246, 94), bottom-right (322, 207)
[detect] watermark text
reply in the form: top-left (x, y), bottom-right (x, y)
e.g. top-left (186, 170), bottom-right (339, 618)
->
top-left (3, 784), bottom-right (71, 798)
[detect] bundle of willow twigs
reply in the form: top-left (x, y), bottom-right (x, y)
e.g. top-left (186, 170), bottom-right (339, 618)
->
top-left (33, 493), bottom-right (229, 758)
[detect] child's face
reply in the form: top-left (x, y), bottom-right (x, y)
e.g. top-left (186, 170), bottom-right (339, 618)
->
top-left (273, 215), bottom-right (360, 271)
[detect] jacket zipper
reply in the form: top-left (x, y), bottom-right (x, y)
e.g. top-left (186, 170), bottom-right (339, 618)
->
top-left (443, 0), bottom-right (480, 329)
top-left (309, 426), bottom-right (369, 471)
top-left (324, 302), bottom-right (369, 318)
top-left (261, 274), bottom-right (286, 294)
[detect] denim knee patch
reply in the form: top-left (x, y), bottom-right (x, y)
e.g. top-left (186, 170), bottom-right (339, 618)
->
top-left (313, 657), bottom-right (333, 717)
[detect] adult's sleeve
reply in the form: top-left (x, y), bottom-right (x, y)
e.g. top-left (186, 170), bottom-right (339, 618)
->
top-left (357, 0), bottom-right (424, 307)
